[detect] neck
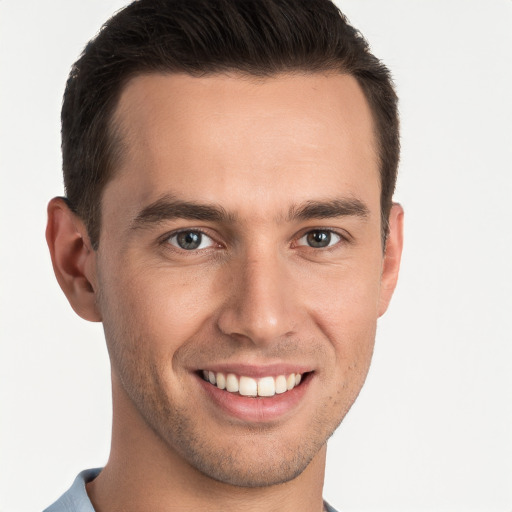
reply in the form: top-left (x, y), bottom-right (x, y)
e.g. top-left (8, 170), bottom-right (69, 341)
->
top-left (87, 378), bottom-right (327, 512)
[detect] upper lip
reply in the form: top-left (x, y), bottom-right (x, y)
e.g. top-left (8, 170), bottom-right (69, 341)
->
top-left (193, 363), bottom-right (313, 378)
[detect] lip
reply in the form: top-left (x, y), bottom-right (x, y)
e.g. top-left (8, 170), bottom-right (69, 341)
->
top-left (195, 367), bottom-right (313, 423)
top-left (198, 363), bottom-right (313, 378)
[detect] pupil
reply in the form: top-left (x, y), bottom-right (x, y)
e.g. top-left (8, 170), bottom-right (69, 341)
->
top-left (307, 231), bottom-right (330, 248)
top-left (177, 231), bottom-right (201, 250)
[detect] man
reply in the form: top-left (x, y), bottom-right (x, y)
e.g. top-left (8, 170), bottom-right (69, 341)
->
top-left (44, 0), bottom-right (403, 510)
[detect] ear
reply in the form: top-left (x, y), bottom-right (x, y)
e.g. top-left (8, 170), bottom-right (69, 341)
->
top-left (378, 203), bottom-right (404, 317)
top-left (46, 197), bottom-right (102, 322)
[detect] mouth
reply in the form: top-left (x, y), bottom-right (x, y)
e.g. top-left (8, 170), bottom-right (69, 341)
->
top-left (199, 370), bottom-right (309, 397)
top-left (194, 364), bottom-right (314, 422)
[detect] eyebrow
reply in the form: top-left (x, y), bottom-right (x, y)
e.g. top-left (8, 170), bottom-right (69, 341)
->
top-left (131, 194), bottom-right (369, 230)
top-left (287, 198), bottom-right (369, 221)
top-left (131, 195), bottom-right (235, 229)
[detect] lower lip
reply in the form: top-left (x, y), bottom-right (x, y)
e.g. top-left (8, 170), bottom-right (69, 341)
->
top-left (196, 374), bottom-right (312, 423)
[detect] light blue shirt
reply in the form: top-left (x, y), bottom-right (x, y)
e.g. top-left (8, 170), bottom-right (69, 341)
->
top-left (44, 468), bottom-right (100, 512)
top-left (43, 468), bottom-right (339, 512)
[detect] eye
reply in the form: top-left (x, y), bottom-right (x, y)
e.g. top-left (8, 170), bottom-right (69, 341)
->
top-left (167, 230), bottom-right (215, 251)
top-left (297, 229), bottom-right (342, 248)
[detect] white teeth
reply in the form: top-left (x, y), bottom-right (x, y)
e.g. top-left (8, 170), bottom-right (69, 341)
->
top-left (258, 376), bottom-right (275, 397)
top-left (202, 371), bottom-right (305, 397)
top-left (216, 372), bottom-right (226, 390)
top-left (239, 376), bottom-right (258, 396)
top-left (226, 373), bottom-right (239, 393)
top-left (275, 375), bottom-right (287, 394)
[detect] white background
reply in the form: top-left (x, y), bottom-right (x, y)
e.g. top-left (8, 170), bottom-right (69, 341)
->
top-left (0, 1), bottom-right (511, 511)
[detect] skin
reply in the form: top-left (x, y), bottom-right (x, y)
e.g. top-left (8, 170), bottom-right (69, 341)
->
top-left (46, 72), bottom-right (403, 512)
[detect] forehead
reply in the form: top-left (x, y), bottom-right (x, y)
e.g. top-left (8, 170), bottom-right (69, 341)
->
top-left (104, 72), bottom-right (379, 223)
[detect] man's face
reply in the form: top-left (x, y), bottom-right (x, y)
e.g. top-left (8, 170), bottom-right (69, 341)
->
top-left (93, 72), bottom-right (398, 486)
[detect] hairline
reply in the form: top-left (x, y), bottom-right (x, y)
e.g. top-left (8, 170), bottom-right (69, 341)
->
top-left (96, 68), bottom-right (387, 249)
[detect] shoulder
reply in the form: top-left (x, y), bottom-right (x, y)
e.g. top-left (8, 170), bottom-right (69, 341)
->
top-left (43, 468), bottom-right (101, 512)
top-left (324, 501), bottom-right (340, 512)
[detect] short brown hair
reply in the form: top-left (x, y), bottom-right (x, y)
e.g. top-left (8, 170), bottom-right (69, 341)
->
top-left (62, 0), bottom-right (399, 249)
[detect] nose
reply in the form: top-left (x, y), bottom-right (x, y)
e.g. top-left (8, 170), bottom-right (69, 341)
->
top-left (216, 249), bottom-right (297, 346)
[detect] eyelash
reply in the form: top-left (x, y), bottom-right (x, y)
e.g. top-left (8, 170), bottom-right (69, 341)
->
top-left (161, 227), bottom-right (350, 253)
top-left (164, 229), bottom-right (218, 252)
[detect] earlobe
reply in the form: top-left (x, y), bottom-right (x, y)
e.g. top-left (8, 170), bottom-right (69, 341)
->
top-left (46, 197), bottom-right (102, 322)
top-left (378, 203), bottom-right (404, 317)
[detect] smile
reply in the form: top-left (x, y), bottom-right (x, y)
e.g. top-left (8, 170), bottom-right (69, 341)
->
top-left (201, 370), bottom-right (303, 397)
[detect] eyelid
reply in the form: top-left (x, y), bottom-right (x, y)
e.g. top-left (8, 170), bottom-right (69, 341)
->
top-left (294, 227), bottom-right (350, 248)
top-left (162, 228), bottom-right (219, 251)
top-left (158, 226), bottom-right (350, 253)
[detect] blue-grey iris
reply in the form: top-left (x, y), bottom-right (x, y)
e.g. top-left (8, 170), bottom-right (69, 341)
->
top-left (177, 231), bottom-right (202, 250)
top-left (307, 230), bottom-right (331, 248)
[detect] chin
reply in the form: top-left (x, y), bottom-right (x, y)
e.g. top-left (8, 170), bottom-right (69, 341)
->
top-left (145, 393), bottom-right (341, 489)
top-left (169, 429), bottom-right (328, 488)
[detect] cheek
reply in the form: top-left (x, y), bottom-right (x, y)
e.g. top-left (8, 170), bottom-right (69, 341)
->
top-left (309, 277), bottom-right (379, 420)
top-left (301, 261), bottom-right (382, 370)
top-left (100, 263), bottom-right (224, 358)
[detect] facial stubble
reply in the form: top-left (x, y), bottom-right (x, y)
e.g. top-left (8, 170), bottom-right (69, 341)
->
top-left (97, 265), bottom-right (374, 489)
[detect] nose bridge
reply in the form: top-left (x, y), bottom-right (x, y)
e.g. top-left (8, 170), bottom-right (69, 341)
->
top-left (217, 245), bottom-right (296, 345)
